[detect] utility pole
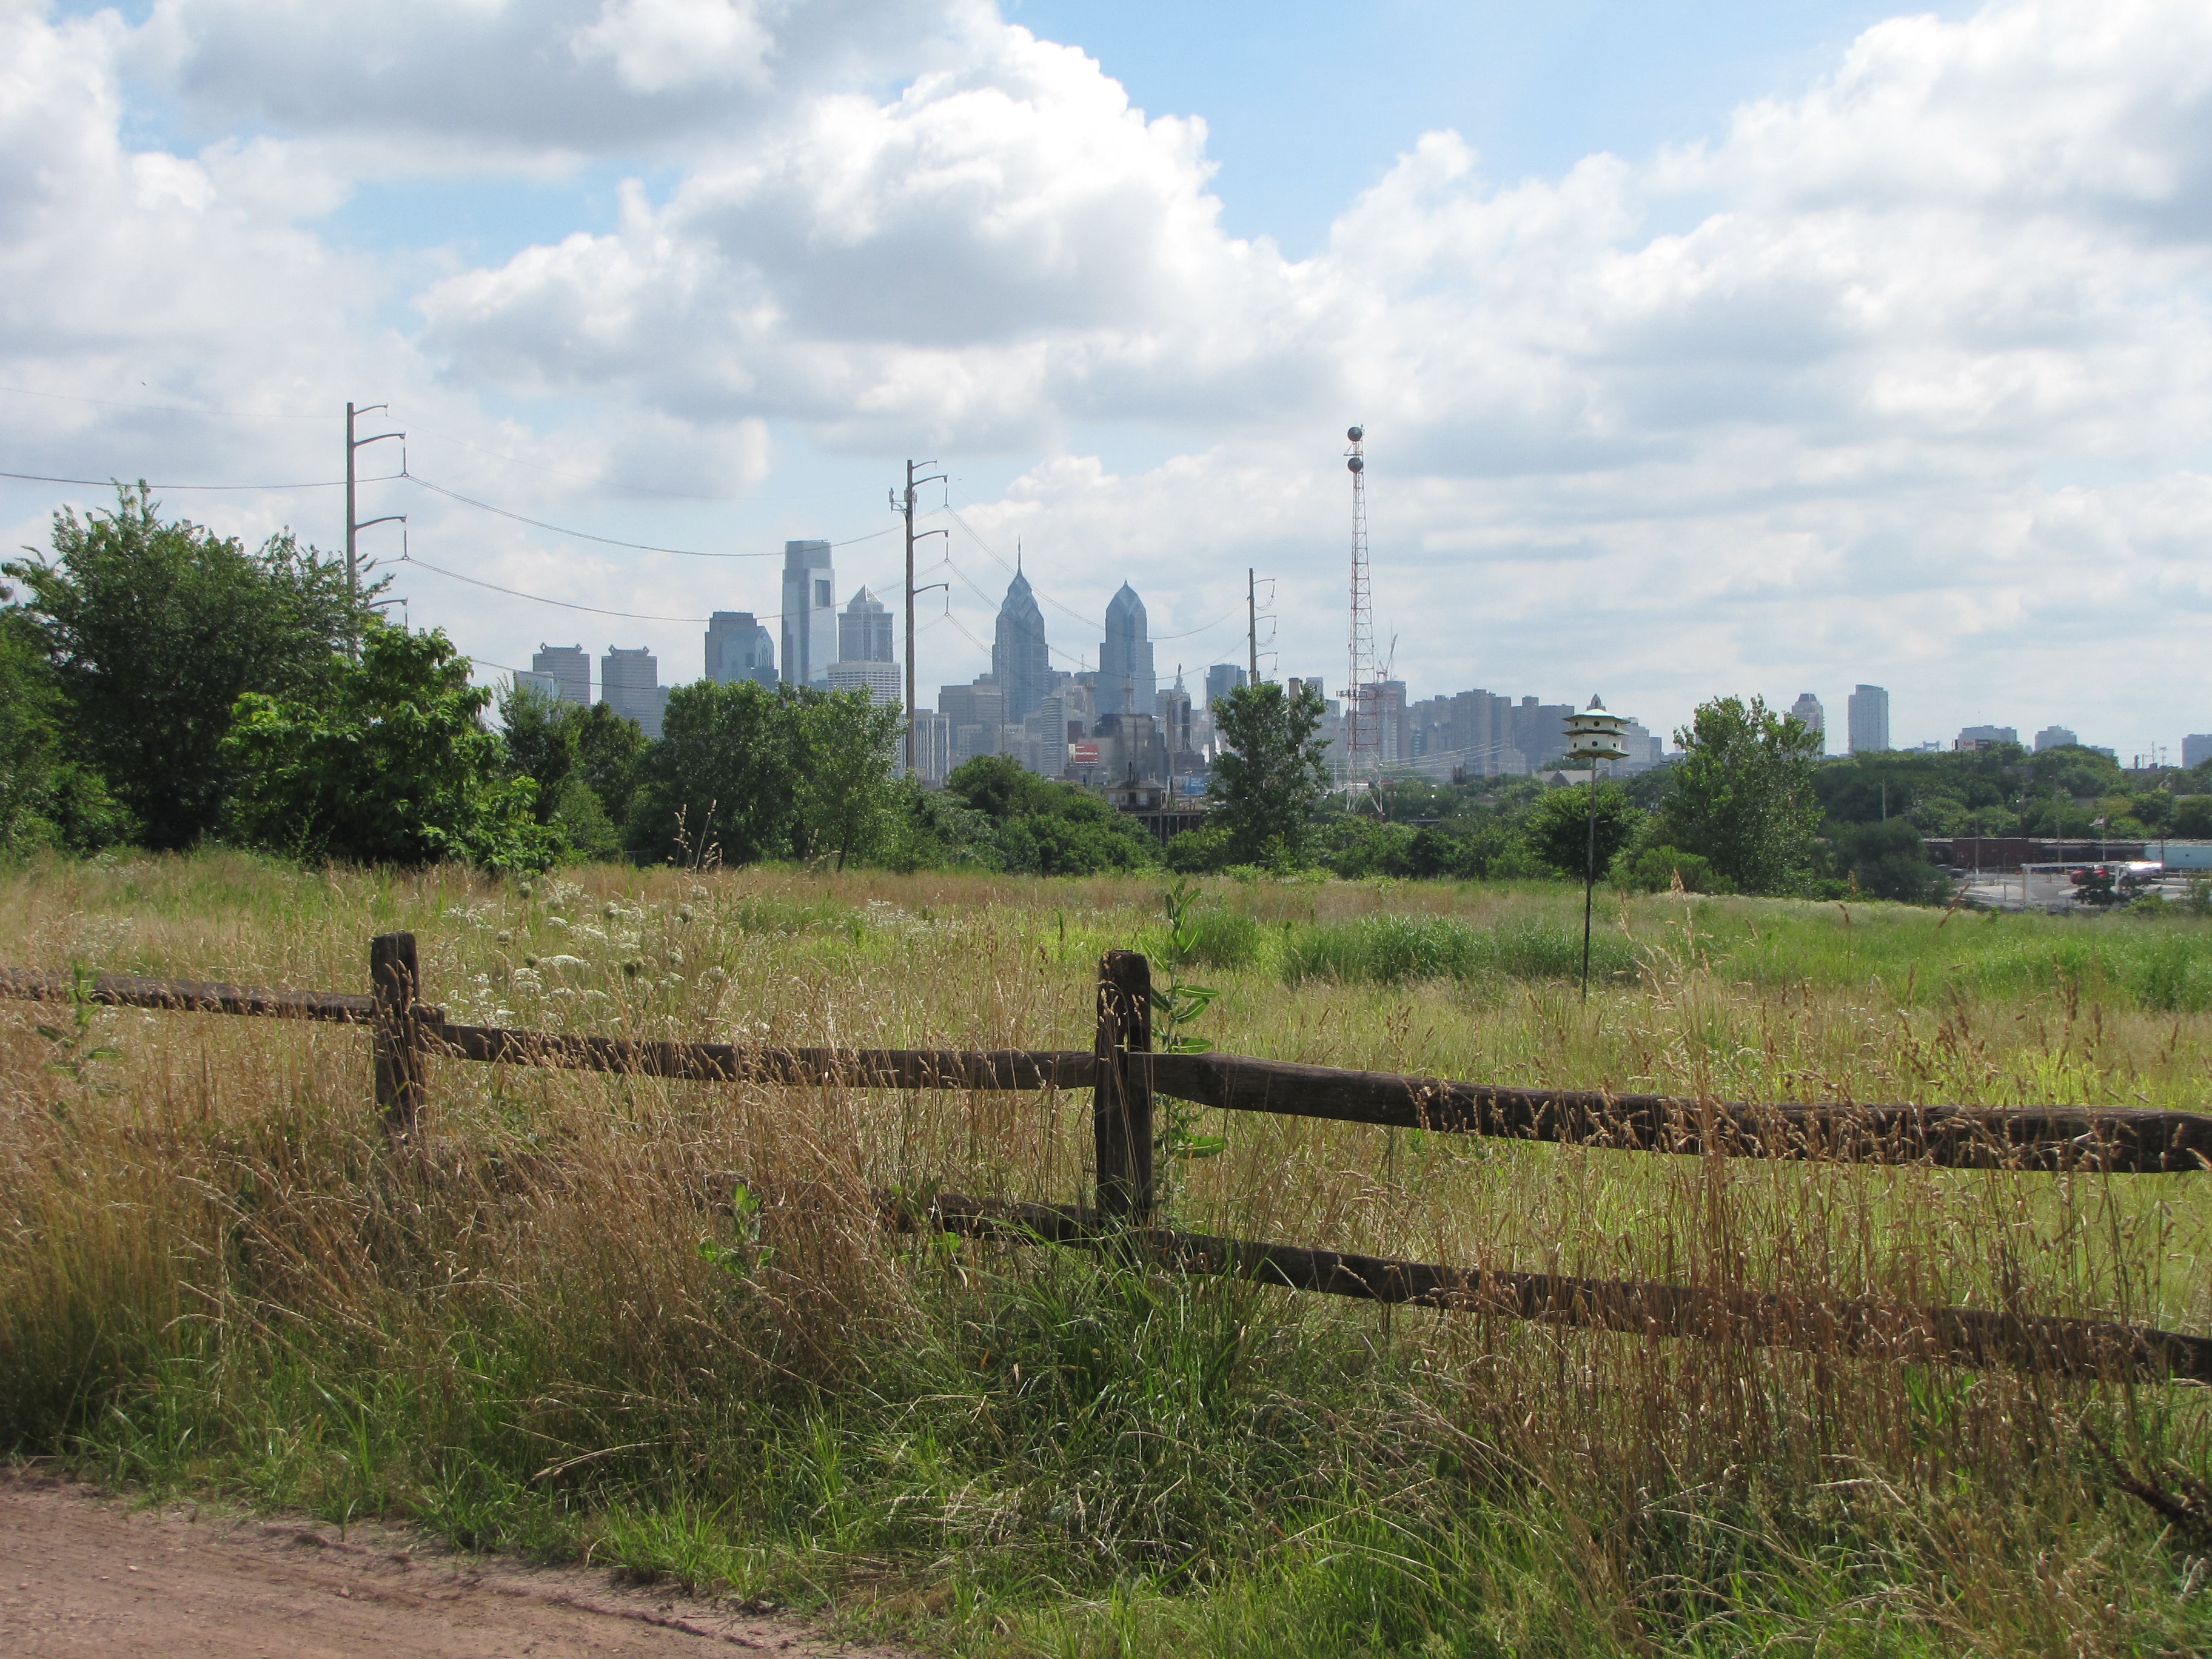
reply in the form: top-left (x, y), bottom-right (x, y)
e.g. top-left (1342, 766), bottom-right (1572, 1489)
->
top-left (345, 401), bottom-right (406, 655)
top-left (891, 460), bottom-right (947, 776)
top-left (1343, 424), bottom-right (1376, 785)
top-left (1247, 567), bottom-right (1258, 685)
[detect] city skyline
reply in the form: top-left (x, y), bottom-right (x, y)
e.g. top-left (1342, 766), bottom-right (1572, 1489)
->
top-left (577, 539), bottom-right (2150, 762)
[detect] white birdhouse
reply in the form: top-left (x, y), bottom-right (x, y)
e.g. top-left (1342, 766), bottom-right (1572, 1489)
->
top-left (1563, 697), bottom-right (1630, 764)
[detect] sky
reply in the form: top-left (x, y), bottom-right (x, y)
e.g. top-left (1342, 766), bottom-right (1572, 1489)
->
top-left (3, 0), bottom-right (2208, 760)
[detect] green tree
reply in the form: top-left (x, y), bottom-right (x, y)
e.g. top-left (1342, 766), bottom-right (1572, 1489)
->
top-left (626, 680), bottom-right (800, 865)
top-left (793, 689), bottom-right (904, 869)
top-left (221, 624), bottom-right (555, 871)
top-left (496, 685), bottom-right (634, 861)
top-left (2174, 796), bottom-right (2212, 839)
top-left (5, 486), bottom-right (374, 849)
top-left (571, 702), bottom-right (649, 828)
top-left (0, 595), bottom-right (124, 854)
top-left (498, 682), bottom-right (577, 824)
top-left (1525, 781), bottom-right (1644, 879)
top-left (942, 754), bottom-right (1159, 874)
top-left (1655, 695), bottom-right (1824, 894)
top-left (1209, 680), bottom-right (1332, 866)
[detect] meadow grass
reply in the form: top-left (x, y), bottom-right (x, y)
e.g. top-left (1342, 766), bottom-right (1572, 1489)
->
top-left (4, 851), bottom-right (2212, 1655)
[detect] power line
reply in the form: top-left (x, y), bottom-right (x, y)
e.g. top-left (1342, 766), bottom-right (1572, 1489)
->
top-left (404, 470), bottom-right (897, 557)
top-left (400, 556), bottom-right (714, 622)
top-left (0, 468), bottom-right (381, 492)
top-left (390, 414), bottom-right (736, 502)
top-left (937, 504), bottom-right (1105, 632)
top-left (398, 547), bottom-right (911, 626)
top-left (402, 472), bottom-right (775, 557)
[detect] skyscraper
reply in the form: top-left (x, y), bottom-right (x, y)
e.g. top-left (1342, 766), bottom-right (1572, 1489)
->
top-left (838, 587), bottom-right (894, 664)
top-left (705, 612), bottom-right (775, 689)
top-left (531, 644), bottom-right (591, 706)
top-left (600, 646), bottom-right (667, 740)
top-left (1847, 685), bottom-right (1890, 755)
top-left (991, 566), bottom-right (1051, 724)
top-left (1789, 692), bottom-right (1825, 753)
top-left (1204, 663), bottom-right (1247, 708)
top-left (779, 539), bottom-right (836, 687)
top-left (1098, 583), bottom-right (1156, 719)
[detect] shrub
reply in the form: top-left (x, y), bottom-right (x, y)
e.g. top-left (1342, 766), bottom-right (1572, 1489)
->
top-left (1165, 820), bottom-right (1233, 874)
top-left (1615, 844), bottom-right (1723, 894)
top-left (1825, 818), bottom-right (1952, 905)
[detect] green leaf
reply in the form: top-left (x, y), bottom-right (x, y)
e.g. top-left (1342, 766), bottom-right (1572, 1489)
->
top-left (1173, 1134), bottom-right (1228, 1160)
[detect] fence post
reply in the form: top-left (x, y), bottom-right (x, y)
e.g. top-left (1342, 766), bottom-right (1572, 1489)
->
top-left (370, 931), bottom-right (425, 1144)
top-left (1094, 950), bottom-right (1155, 1227)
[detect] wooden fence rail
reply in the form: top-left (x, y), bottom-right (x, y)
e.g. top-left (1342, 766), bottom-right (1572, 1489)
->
top-left (8, 945), bottom-right (2205, 1174)
top-left (4, 931), bottom-right (2210, 1381)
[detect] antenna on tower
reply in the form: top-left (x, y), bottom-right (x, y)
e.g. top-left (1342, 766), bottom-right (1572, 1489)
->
top-left (1342, 424), bottom-right (1378, 787)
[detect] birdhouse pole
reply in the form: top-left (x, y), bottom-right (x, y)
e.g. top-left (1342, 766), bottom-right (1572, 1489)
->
top-left (1563, 698), bottom-right (1632, 1003)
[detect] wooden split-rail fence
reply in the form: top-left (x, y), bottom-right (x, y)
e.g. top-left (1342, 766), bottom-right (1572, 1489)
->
top-left (4, 932), bottom-right (2209, 1383)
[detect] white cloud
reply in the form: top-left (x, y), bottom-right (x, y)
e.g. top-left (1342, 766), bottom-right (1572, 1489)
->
top-left (6, 0), bottom-right (2211, 746)
top-left (416, 22), bottom-right (1321, 444)
top-left (572, 0), bottom-right (775, 93)
top-left (131, 0), bottom-right (973, 163)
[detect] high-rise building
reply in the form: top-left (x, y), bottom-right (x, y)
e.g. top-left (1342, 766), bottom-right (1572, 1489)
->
top-left (2037, 725), bottom-right (2080, 752)
top-left (705, 612), bottom-right (775, 689)
top-left (600, 646), bottom-right (667, 740)
top-left (1511, 697), bottom-right (1575, 770)
top-left (1439, 689), bottom-right (1522, 776)
top-left (1097, 583), bottom-right (1156, 719)
top-left (1789, 692), bottom-right (1825, 753)
top-left (512, 669), bottom-right (563, 705)
top-left (991, 567), bottom-right (1051, 724)
top-left (827, 661), bottom-right (900, 706)
top-left (838, 587), bottom-right (894, 665)
top-left (1846, 685), bottom-right (1890, 755)
top-left (1157, 672), bottom-right (1198, 771)
top-left (1204, 663), bottom-right (1247, 708)
top-left (1619, 719), bottom-right (1664, 773)
top-left (909, 709), bottom-right (952, 783)
top-left (779, 539), bottom-right (836, 687)
top-left (531, 644), bottom-right (591, 706)
top-left (1957, 724), bottom-right (2018, 748)
top-left (2184, 734), bottom-right (2212, 768)
top-left (1373, 679), bottom-right (1409, 765)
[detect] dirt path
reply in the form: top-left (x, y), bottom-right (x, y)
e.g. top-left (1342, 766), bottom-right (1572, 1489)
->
top-left (0, 1470), bottom-right (921, 1657)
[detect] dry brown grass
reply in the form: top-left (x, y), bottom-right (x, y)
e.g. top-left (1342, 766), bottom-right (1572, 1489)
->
top-left (4, 849), bottom-right (2211, 1656)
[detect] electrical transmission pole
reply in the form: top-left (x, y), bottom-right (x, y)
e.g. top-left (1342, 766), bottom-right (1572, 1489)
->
top-left (1247, 567), bottom-right (1258, 685)
top-left (891, 460), bottom-right (947, 777)
top-left (1343, 424), bottom-right (1377, 785)
top-left (344, 401), bottom-right (406, 654)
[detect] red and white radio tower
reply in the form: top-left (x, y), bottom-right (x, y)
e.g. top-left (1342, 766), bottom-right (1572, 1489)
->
top-left (1342, 424), bottom-right (1378, 785)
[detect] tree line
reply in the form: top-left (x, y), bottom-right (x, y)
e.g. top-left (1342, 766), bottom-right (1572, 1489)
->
top-left (8, 491), bottom-right (2204, 894)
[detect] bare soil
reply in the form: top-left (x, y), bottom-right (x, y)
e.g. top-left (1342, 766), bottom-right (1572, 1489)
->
top-left (0, 1469), bottom-right (920, 1657)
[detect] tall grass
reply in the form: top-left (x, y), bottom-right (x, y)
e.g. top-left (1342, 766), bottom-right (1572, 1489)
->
top-left (1280, 912), bottom-right (1636, 988)
top-left (2, 853), bottom-right (2211, 1656)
